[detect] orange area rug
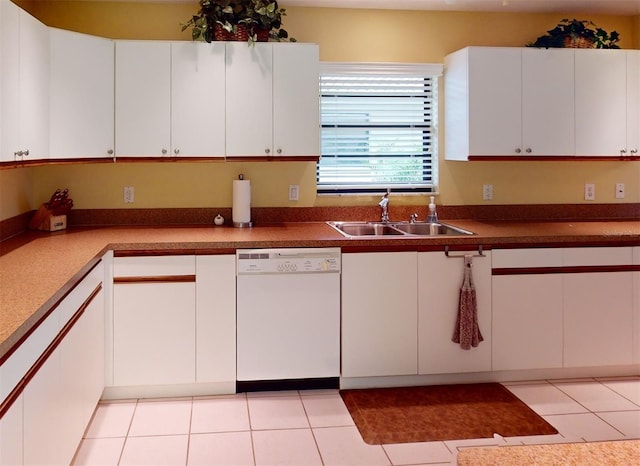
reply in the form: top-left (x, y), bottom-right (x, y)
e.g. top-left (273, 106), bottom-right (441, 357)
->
top-left (340, 383), bottom-right (558, 444)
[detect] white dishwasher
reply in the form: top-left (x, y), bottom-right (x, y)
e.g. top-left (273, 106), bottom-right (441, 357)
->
top-left (236, 248), bottom-right (341, 391)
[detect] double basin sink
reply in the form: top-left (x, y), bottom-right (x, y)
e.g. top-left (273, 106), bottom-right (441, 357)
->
top-left (327, 221), bottom-right (474, 238)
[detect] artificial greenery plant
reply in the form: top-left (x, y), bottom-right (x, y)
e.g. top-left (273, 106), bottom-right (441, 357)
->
top-left (181, 0), bottom-right (294, 44)
top-left (527, 18), bottom-right (620, 49)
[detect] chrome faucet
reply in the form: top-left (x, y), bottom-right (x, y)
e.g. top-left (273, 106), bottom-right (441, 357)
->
top-left (378, 190), bottom-right (390, 223)
top-left (410, 213), bottom-right (419, 223)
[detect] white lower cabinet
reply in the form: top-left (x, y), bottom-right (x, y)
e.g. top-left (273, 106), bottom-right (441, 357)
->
top-left (21, 272), bottom-right (104, 466)
top-left (111, 254), bottom-right (236, 391)
top-left (564, 271), bottom-right (634, 367)
top-left (22, 349), bottom-right (66, 465)
top-left (418, 251), bottom-right (492, 374)
top-left (633, 247), bottom-right (640, 365)
top-left (492, 247), bottom-right (636, 372)
top-left (0, 394), bottom-right (23, 466)
top-left (341, 252), bottom-right (418, 378)
top-left (113, 256), bottom-right (196, 386)
top-left (195, 255), bottom-right (236, 384)
top-left (492, 274), bottom-right (563, 370)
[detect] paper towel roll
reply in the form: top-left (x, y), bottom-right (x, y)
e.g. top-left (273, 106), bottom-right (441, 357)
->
top-left (232, 179), bottom-right (252, 227)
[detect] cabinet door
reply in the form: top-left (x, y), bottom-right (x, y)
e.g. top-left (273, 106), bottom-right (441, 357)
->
top-left (564, 271), bottom-right (634, 367)
top-left (19, 8), bottom-right (49, 161)
top-left (171, 41), bottom-right (225, 157)
top-left (341, 252), bottom-right (418, 378)
top-left (50, 28), bottom-right (114, 159)
top-left (272, 43), bottom-right (319, 156)
top-left (225, 42), bottom-right (272, 156)
top-left (468, 47), bottom-right (521, 156)
top-left (0, 394), bottom-right (23, 466)
top-left (114, 281), bottom-right (196, 386)
top-left (522, 48), bottom-right (574, 156)
top-left (575, 49), bottom-right (627, 156)
top-left (59, 288), bottom-right (105, 456)
top-left (627, 50), bottom-right (639, 155)
top-left (0, 0), bottom-right (20, 162)
top-left (492, 274), bottom-right (563, 370)
top-left (115, 40), bottom-right (171, 156)
top-left (22, 349), bottom-right (66, 465)
top-left (195, 255), bottom-right (236, 383)
top-left (633, 247), bottom-right (640, 365)
top-left (418, 251), bottom-right (492, 374)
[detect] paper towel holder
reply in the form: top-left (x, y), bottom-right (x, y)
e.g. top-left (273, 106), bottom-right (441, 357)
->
top-left (233, 174), bottom-right (253, 228)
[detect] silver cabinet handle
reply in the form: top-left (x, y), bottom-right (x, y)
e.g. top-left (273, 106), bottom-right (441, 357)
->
top-left (23, 149), bottom-right (29, 156)
top-left (107, 149), bottom-right (114, 155)
top-left (630, 149), bottom-right (638, 155)
top-left (515, 148), bottom-right (521, 154)
top-left (162, 148), bottom-right (168, 155)
top-left (526, 148), bottom-right (532, 153)
top-left (277, 148), bottom-right (282, 154)
top-left (265, 148), bottom-right (270, 154)
top-left (174, 148), bottom-right (180, 155)
top-left (620, 149), bottom-right (627, 155)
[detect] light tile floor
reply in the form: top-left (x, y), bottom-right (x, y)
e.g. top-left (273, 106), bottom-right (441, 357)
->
top-left (73, 377), bottom-right (640, 466)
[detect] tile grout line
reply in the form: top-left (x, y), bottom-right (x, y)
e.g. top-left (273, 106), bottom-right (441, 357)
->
top-left (117, 399), bottom-right (139, 466)
top-left (299, 390), bottom-right (327, 466)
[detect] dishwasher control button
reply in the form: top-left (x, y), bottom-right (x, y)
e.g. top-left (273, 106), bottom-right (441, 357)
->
top-left (277, 262), bottom-right (298, 272)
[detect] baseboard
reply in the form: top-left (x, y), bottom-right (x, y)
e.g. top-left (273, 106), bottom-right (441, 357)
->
top-left (101, 381), bottom-right (236, 400)
top-left (339, 365), bottom-right (640, 390)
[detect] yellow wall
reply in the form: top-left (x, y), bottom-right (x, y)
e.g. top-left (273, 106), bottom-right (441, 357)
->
top-left (2, 1), bottom-right (639, 220)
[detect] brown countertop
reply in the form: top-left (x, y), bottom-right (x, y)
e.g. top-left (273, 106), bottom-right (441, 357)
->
top-left (1, 219), bottom-right (639, 360)
top-left (456, 439), bottom-right (640, 465)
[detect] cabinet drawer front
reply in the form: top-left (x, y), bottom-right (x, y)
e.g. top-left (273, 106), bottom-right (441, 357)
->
top-left (492, 248), bottom-right (562, 268)
top-left (563, 247), bottom-right (632, 266)
top-left (114, 255), bottom-right (195, 277)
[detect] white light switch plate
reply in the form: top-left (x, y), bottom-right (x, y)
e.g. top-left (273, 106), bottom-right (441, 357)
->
top-left (124, 186), bottom-right (134, 203)
top-left (615, 183), bottom-right (625, 199)
top-left (288, 185), bottom-right (299, 201)
top-left (483, 184), bottom-right (493, 201)
top-left (584, 183), bottom-right (595, 201)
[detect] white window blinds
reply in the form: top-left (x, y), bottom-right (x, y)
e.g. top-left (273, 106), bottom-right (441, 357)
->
top-left (317, 62), bottom-right (442, 194)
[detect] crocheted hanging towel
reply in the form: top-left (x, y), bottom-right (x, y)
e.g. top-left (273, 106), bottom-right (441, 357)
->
top-left (452, 255), bottom-right (483, 350)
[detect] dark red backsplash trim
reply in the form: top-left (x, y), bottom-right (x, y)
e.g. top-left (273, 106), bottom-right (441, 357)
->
top-left (2, 204), bottom-right (638, 242)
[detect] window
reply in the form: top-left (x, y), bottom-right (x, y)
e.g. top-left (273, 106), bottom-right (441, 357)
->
top-left (317, 62), bottom-right (442, 194)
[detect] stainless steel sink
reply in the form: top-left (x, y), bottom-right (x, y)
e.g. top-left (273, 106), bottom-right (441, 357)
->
top-left (392, 222), bottom-right (474, 236)
top-left (329, 222), bottom-right (405, 237)
top-left (327, 221), bottom-right (474, 238)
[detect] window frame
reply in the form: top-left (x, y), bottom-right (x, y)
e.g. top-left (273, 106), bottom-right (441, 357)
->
top-left (317, 62), bottom-right (443, 195)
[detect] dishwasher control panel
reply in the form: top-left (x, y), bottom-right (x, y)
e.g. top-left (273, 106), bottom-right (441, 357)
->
top-left (237, 248), bottom-right (341, 274)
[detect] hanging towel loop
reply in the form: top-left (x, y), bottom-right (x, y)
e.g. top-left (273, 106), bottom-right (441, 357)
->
top-left (452, 254), bottom-right (484, 350)
top-left (445, 245), bottom-right (485, 258)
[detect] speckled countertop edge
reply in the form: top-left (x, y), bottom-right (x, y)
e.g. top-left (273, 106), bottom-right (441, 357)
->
top-left (1, 219), bottom-right (639, 360)
top-left (456, 439), bottom-right (640, 465)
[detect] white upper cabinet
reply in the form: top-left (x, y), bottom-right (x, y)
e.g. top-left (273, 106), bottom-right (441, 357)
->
top-left (225, 42), bottom-right (272, 156)
top-left (115, 40), bottom-right (226, 158)
top-left (575, 49), bottom-right (627, 157)
top-left (225, 42), bottom-right (319, 158)
top-left (171, 42), bottom-right (226, 157)
top-left (115, 40), bottom-right (171, 157)
top-left (445, 46), bottom-right (637, 160)
top-left (49, 28), bottom-right (114, 159)
top-left (272, 43), bottom-right (320, 157)
top-left (0, 0), bottom-right (49, 162)
top-left (445, 47), bottom-right (574, 159)
top-left (521, 48), bottom-right (574, 156)
top-left (626, 50), bottom-right (639, 156)
top-left (452, 47), bottom-right (522, 158)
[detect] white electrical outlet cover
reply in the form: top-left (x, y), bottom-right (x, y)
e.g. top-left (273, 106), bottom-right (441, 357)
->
top-left (584, 183), bottom-right (595, 201)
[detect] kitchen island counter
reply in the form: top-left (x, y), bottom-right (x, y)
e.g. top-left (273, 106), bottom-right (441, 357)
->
top-left (1, 219), bottom-right (638, 359)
